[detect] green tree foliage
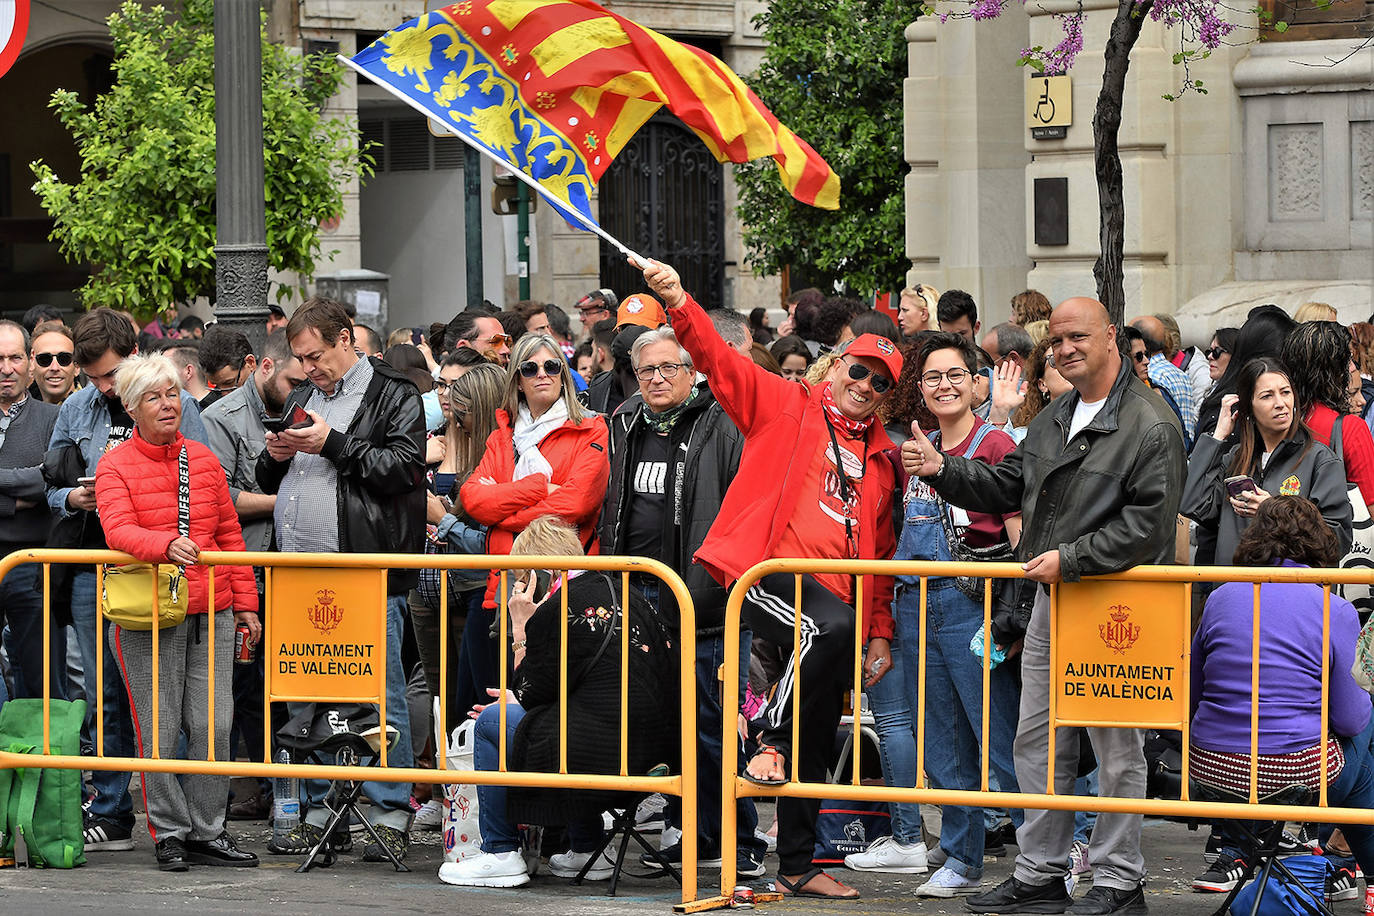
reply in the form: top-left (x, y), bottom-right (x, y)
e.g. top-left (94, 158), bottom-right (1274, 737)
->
top-left (30, 0), bottom-right (370, 316)
top-left (735, 0), bottom-right (919, 296)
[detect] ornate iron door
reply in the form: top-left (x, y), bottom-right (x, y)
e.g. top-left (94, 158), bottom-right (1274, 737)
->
top-left (597, 114), bottom-right (725, 309)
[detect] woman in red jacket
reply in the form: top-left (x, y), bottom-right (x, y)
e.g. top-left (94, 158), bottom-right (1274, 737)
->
top-left (95, 353), bottom-right (260, 873)
top-left (460, 333), bottom-right (610, 609)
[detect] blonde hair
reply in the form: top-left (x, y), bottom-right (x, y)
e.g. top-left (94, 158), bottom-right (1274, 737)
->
top-left (114, 353), bottom-right (181, 412)
top-left (510, 515), bottom-right (584, 559)
top-left (502, 333), bottom-right (586, 423)
top-left (448, 362), bottom-right (505, 479)
top-left (806, 350), bottom-right (839, 385)
top-left (1023, 320), bottom-right (1049, 346)
top-left (1295, 301), bottom-right (1338, 323)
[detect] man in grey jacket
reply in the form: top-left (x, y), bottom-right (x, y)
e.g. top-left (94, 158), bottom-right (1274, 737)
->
top-left (905, 297), bottom-right (1185, 916)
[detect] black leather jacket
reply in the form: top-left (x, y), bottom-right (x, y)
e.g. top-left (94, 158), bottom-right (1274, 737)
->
top-left (599, 386), bottom-right (743, 634)
top-left (256, 357), bottom-right (425, 594)
top-left (933, 359), bottom-right (1186, 580)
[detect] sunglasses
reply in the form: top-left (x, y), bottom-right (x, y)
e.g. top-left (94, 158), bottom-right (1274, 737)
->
top-left (1205, 346), bottom-right (1228, 360)
top-left (34, 351), bottom-right (74, 368)
top-left (518, 358), bottom-right (564, 379)
top-left (841, 358), bottom-right (892, 394)
top-left (1133, 351), bottom-right (1149, 363)
top-left (484, 333), bottom-right (514, 348)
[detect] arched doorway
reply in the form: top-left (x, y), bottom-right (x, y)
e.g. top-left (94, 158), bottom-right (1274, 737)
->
top-left (0, 41), bottom-right (113, 314)
top-left (597, 113), bottom-right (725, 309)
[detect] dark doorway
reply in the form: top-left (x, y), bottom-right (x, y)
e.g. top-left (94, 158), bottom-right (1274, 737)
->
top-left (597, 113), bottom-right (725, 309)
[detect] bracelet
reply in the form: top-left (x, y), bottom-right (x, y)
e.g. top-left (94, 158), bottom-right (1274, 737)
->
top-left (511, 639), bottom-right (527, 651)
top-left (932, 459), bottom-right (947, 482)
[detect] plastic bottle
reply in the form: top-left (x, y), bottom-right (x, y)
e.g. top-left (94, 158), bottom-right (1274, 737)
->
top-left (271, 747), bottom-right (300, 840)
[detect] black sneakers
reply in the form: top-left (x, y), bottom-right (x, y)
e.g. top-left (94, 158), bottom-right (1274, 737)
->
top-left (966, 876), bottom-right (1072, 913)
top-left (1192, 854), bottom-right (1248, 892)
top-left (83, 815), bottom-right (134, 852)
top-left (185, 832), bottom-right (259, 867)
top-left (1069, 883), bottom-right (1148, 915)
top-left (155, 837), bottom-right (189, 872)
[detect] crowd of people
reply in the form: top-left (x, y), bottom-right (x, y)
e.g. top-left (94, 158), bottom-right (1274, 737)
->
top-left (1, 272), bottom-right (1372, 909)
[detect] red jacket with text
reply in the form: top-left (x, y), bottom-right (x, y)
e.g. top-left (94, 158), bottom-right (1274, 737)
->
top-left (669, 294), bottom-right (896, 641)
top-left (461, 409), bottom-right (610, 608)
top-left (96, 431), bottom-right (258, 616)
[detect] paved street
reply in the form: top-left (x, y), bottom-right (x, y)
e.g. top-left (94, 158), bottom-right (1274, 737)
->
top-left (0, 790), bottom-right (1358, 915)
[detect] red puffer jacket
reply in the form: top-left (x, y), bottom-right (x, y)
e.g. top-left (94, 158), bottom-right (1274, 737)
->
top-left (96, 431), bottom-right (258, 616)
top-left (460, 408), bottom-right (610, 608)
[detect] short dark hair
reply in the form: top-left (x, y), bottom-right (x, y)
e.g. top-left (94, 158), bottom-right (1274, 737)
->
top-left (544, 304), bottom-right (571, 340)
top-left (1121, 325), bottom-right (1147, 353)
top-left (848, 309), bottom-right (899, 342)
top-left (511, 300), bottom-right (546, 322)
top-left (770, 334), bottom-right (812, 367)
top-left (937, 289), bottom-right (978, 327)
top-left (813, 298), bottom-right (863, 348)
top-left (917, 331), bottom-right (980, 376)
top-left (793, 298), bottom-right (822, 341)
top-left (285, 296), bottom-right (354, 350)
top-left (0, 320), bottom-right (31, 354)
top-left (31, 321), bottom-right (71, 343)
top-left (353, 324), bottom-right (382, 356)
top-left (21, 304), bottom-right (63, 333)
top-left (496, 310), bottom-right (525, 343)
top-left (592, 317), bottom-right (616, 352)
top-left (1234, 495), bottom-right (1340, 568)
top-left (166, 343), bottom-right (204, 381)
top-left (176, 314), bottom-right (206, 335)
top-left (445, 311), bottom-right (486, 348)
top-left (441, 346), bottom-right (490, 371)
top-left (383, 343), bottom-right (428, 373)
top-left (198, 326), bottom-right (253, 376)
top-left (262, 329), bottom-right (294, 365)
top-left (72, 307), bottom-right (138, 366)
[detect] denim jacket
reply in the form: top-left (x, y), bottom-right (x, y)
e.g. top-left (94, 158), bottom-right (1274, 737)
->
top-left (46, 384), bottom-right (207, 518)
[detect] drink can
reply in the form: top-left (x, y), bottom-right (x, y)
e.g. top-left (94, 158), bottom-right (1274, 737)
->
top-left (234, 623), bottom-right (254, 666)
top-left (730, 885), bottom-right (755, 909)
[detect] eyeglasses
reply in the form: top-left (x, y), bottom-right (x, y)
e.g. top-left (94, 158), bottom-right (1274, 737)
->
top-left (433, 379), bottom-right (451, 393)
top-left (34, 352), bottom-right (73, 368)
top-left (920, 367), bottom-right (970, 389)
top-left (634, 362), bottom-right (685, 382)
top-left (518, 358), bottom-right (564, 379)
top-left (841, 358), bottom-right (892, 394)
top-left (1133, 351), bottom-right (1149, 363)
top-left (1205, 346), bottom-right (1228, 360)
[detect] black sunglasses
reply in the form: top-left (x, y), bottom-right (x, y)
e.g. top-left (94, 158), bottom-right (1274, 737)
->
top-left (842, 358), bottom-right (892, 394)
top-left (34, 351), bottom-right (73, 368)
top-left (1205, 346), bottom-right (1228, 360)
top-left (1133, 351), bottom-right (1149, 363)
top-left (518, 358), bottom-right (564, 379)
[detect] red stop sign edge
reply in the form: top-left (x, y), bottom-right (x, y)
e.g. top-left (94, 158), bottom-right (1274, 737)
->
top-left (0, 0), bottom-right (31, 81)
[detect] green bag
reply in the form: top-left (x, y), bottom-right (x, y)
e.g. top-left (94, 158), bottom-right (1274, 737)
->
top-left (0, 698), bottom-right (88, 868)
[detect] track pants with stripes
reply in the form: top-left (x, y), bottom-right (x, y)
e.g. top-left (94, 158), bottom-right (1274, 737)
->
top-left (742, 571), bottom-right (856, 874)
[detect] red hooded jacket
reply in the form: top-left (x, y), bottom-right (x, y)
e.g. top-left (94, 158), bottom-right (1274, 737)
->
top-left (95, 431), bottom-right (258, 616)
top-left (669, 295), bottom-right (896, 641)
top-left (460, 408), bottom-right (610, 607)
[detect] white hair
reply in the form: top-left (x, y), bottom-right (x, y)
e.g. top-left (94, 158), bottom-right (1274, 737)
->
top-left (629, 326), bottom-right (692, 370)
top-left (114, 353), bottom-right (181, 412)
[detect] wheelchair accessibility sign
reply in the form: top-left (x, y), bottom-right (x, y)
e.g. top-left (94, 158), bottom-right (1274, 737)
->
top-left (1026, 74), bottom-right (1072, 139)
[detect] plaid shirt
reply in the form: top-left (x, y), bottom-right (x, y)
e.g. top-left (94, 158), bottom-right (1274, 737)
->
top-left (1148, 353), bottom-right (1197, 442)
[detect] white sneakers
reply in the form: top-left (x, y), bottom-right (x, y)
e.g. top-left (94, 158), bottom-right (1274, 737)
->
top-left (843, 836), bottom-right (930, 874)
top-left (438, 850), bottom-right (530, 888)
top-left (548, 848), bottom-right (616, 880)
top-left (411, 799), bottom-right (443, 831)
top-left (916, 864), bottom-right (983, 897)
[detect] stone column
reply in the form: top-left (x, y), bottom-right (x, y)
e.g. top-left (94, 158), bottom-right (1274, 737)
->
top-left (214, 0), bottom-right (270, 350)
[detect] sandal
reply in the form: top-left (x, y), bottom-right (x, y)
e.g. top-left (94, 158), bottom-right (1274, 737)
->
top-left (743, 744), bottom-right (788, 787)
top-left (776, 867), bottom-right (861, 899)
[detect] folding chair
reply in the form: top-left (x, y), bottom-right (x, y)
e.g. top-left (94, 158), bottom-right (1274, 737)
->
top-left (572, 789), bottom-right (682, 897)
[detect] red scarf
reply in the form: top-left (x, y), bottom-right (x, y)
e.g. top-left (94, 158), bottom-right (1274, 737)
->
top-left (820, 382), bottom-right (875, 439)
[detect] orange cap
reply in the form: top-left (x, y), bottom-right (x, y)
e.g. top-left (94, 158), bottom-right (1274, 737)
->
top-left (615, 293), bottom-right (668, 331)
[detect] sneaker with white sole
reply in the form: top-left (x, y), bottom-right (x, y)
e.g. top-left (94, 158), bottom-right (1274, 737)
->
top-left (756, 827), bottom-right (777, 854)
top-left (412, 799), bottom-right (443, 831)
top-left (549, 848), bottom-right (616, 880)
top-left (1328, 855), bottom-right (1359, 900)
top-left (1070, 840), bottom-right (1092, 876)
top-left (438, 850), bottom-right (531, 888)
top-left (843, 836), bottom-right (929, 873)
top-left (82, 815), bottom-right (134, 852)
top-left (917, 864), bottom-right (983, 897)
top-left (1192, 854), bottom-right (1248, 892)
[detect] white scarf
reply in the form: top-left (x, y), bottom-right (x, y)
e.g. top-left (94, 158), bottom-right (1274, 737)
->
top-left (512, 399), bottom-right (569, 480)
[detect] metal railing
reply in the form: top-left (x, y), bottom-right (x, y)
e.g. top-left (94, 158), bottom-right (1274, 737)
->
top-left (716, 558), bottom-right (1374, 891)
top-left (0, 548), bottom-right (699, 902)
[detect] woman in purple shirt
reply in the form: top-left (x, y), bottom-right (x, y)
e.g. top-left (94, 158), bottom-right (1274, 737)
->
top-left (1190, 496), bottom-right (1374, 891)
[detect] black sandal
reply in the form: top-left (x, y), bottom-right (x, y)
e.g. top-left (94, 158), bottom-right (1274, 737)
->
top-left (742, 744), bottom-right (788, 786)
top-left (776, 867), bottom-right (861, 900)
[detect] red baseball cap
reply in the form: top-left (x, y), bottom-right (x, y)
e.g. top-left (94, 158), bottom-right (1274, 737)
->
top-left (844, 333), bottom-right (903, 384)
top-left (615, 293), bottom-right (668, 331)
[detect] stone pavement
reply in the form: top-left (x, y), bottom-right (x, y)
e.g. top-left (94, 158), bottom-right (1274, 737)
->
top-left (0, 799), bottom-right (1362, 916)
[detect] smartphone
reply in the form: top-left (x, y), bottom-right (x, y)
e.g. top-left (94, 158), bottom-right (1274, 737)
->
top-left (77, 476), bottom-right (96, 488)
top-left (263, 404), bottom-right (311, 434)
top-left (411, 327), bottom-right (425, 346)
top-left (1225, 475), bottom-right (1258, 498)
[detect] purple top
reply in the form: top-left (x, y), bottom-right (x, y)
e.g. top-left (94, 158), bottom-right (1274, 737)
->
top-left (1191, 561), bottom-right (1371, 754)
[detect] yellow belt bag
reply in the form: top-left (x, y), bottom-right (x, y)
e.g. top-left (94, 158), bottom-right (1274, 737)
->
top-left (99, 446), bottom-right (190, 631)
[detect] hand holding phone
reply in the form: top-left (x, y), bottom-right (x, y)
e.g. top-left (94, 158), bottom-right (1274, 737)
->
top-left (76, 476), bottom-right (96, 488)
top-left (263, 404), bottom-right (312, 434)
top-left (1225, 475), bottom-right (1258, 499)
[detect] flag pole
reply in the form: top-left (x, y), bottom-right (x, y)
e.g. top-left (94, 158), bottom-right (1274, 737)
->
top-left (338, 55), bottom-right (650, 270)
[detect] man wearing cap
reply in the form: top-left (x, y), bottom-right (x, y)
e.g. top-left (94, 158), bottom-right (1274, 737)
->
top-left (581, 293), bottom-right (667, 415)
top-left (574, 288), bottom-right (617, 338)
top-left (266, 304), bottom-right (288, 336)
top-left (642, 259), bottom-right (899, 901)
top-left (615, 292), bottom-right (669, 333)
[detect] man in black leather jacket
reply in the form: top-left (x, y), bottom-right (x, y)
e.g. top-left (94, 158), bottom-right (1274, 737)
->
top-left (598, 326), bottom-right (766, 876)
top-left (905, 298), bottom-right (1185, 916)
top-left (255, 296), bottom-right (425, 864)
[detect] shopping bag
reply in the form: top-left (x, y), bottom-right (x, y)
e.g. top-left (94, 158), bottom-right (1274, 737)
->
top-left (439, 706), bottom-right (482, 864)
top-left (0, 698), bottom-right (88, 868)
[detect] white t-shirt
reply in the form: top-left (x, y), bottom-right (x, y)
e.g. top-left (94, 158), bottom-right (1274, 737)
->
top-left (1068, 396), bottom-right (1107, 441)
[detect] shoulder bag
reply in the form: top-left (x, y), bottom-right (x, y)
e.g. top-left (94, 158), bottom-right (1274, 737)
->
top-left (100, 447), bottom-right (191, 630)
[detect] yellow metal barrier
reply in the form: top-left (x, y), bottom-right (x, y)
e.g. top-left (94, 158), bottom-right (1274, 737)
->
top-left (717, 558), bottom-right (1374, 892)
top-left (0, 548), bottom-right (698, 903)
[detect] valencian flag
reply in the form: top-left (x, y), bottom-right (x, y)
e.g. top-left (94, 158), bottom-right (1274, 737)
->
top-left (342, 0), bottom-right (838, 251)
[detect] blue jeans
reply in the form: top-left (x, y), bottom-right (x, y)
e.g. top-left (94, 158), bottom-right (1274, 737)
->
top-left (0, 563), bottom-right (67, 704)
top-left (1074, 770), bottom-right (1099, 844)
top-left (864, 637), bottom-right (923, 845)
top-left (71, 571), bottom-right (135, 827)
top-left (474, 701), bottom-right (602, 853)
top-left (300, 594), bottom-right (414, 831)
top-left (899, 581), bottom-right (1021, 878)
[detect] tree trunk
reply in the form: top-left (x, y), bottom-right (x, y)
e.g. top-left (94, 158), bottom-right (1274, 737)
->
top-left (1092, 0), bottom-right (1151, 326)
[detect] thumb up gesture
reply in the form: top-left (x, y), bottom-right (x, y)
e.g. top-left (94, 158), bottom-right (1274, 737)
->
top-left (902, 422), bottom-right (945, 477)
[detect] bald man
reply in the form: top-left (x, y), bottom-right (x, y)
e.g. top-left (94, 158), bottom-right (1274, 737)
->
top-left (905, 297), bottom-right (1185, 916)
top-left (1130, 315), bottom-right (1197, 443)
